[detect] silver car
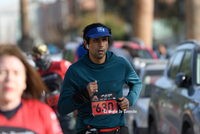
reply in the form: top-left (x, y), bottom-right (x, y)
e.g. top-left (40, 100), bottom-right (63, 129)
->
top-left (124, 60), bottom-right (167, 134)
top-left (149, 40), bottom-right (200, 134)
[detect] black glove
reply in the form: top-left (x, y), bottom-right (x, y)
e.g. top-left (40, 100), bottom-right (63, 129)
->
top-left (72, 88), bottom-right (90, 104)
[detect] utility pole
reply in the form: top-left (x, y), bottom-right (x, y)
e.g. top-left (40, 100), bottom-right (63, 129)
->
top-left (18, 0), bottom-right (33, 52)
top-left (132, 0), bottom-right (154, 48)
top-left (185, 0), bottom-right (200, 42)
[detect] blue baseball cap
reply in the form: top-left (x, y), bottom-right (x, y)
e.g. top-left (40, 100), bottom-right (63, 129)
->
top-left (85, 27), bottom-right (113, 39)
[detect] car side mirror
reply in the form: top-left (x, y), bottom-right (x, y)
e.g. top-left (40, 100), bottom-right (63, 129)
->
top-left (175, 72), bottom-right (188, 87)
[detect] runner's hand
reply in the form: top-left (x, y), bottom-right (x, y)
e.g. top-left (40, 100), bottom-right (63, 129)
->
top-left (87, 80), bottom-right (98, 97)
top-left (118, 97), bottom-right (129, 112)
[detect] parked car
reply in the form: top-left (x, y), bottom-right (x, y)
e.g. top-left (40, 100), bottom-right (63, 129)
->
top-left (124, 62), bottom-right (167, 134)
top-left (132, 57), bottom-right (167, 76)
top-left (112, 41), bottom-right (158, 59)
top-left (112, 41), bottom-right (159, 75)
top-left (148, 39), bottom-right (200, 134)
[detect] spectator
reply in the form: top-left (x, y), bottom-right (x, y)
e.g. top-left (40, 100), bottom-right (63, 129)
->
top-left (157, 45), bottom-right (169, 59)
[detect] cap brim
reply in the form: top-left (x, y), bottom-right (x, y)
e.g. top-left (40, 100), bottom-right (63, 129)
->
top-left (89, 33), bottom-right (113, 39)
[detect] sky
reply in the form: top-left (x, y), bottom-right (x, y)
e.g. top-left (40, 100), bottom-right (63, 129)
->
top-left (0, 0), bottom-right (19, 9)
top-left (0, 0), bottom-right (56, 9)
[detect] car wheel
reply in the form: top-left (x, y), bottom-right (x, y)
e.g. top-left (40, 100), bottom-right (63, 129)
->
top-left (185, 128), bottom-right (194, 134)
top-left (133, 124), bottom-right (138, 134)
top-left (149, 120), bottom-right (157, 134)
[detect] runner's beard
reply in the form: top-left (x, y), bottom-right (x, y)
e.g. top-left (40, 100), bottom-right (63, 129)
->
top-left (96, 49), bottom-right (106, 59)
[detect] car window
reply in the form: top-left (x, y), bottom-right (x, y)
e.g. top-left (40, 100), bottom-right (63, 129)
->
top-left (197, 53), bottom-right (200, 85)
top-left (168, 51), bottom-right (184, 79)
top-left (140, 70), bottom-right (164, 97)
top-left (167, 52), bottom-right (177, 77)
top-left (136, 49), bottom-right (153, 59)
top-left (179, 51), bottom-right (192, 84)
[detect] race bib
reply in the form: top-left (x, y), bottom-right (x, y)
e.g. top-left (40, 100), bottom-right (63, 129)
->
top-left (91, 92), bottom-right (118, 116)
top-left (46, 94), bottom-right (59, 106)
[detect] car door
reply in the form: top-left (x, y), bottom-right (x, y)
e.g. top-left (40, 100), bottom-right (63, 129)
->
top-left (163, 50), bottom-right (192, 134)
top-left (152, 52), bottom-right (177, 133)
top-left (135, 68), bottom-right (165, 125)
top-left (158, 51), bottom-right (185, 134)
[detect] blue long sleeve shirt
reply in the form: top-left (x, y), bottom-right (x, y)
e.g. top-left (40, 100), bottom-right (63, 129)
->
top-left (57, 51), bottom-right (142, 132)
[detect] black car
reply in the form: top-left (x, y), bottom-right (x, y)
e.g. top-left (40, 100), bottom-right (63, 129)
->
top-left (148, 40), bottom-right (200, 134)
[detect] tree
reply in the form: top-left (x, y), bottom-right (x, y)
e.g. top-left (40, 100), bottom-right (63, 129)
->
top-left (18, 0), bottom-right (33, 52)
top-left (104, 0), bottom-right (133, 23)
top-left (132, 0), bottom-right (154, 48)
top-left (185, 0), bottom-right (200, 42)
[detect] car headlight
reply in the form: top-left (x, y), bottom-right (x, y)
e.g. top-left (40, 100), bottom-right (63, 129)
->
top-left (140, 62), bottom-right (146, 67)
top-left (133, 58), bottom-right (146, 68)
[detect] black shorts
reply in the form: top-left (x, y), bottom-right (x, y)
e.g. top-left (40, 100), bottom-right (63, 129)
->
top-left (76, 126), bottom-right (129, 134)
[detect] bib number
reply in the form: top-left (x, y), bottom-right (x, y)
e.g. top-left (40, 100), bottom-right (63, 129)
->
top-left (91, 92), bottom-right (118, 116)
top-left (46, 94), bottom-right (59, 106)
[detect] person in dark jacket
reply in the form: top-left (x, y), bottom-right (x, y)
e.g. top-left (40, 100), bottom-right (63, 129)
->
top-left (57, 23), bottom-right (142, 134)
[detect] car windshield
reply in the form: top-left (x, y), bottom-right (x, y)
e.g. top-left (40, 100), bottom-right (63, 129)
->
top-left (140, 69), bottom-right (164, 97)
top-left (197, 52), bottom-right (200, 85)
top-left (133, 49), bottom-right (153, 59)
top-left (141, 75), bottom-right (161, 97)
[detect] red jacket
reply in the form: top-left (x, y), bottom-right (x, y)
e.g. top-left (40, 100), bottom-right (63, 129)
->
top-left (38, 60), bottom-right (71, 80)
top-left (0, 98), bottom-right (63, 134)
top-left (38, 60), bottom-right (71, 114)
